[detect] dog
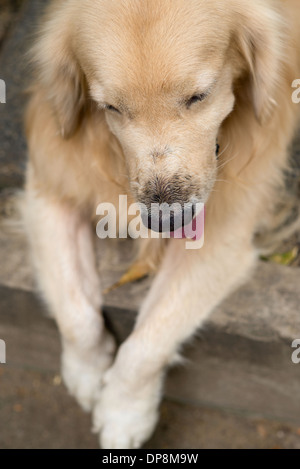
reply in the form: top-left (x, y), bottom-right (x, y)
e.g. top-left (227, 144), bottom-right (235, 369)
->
top-left (24, 0), bottom-right (300, 449)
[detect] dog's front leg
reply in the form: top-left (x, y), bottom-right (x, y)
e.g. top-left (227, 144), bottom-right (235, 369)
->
top-left (93, 229), bottom-right (256, 448)
top-left (25, 183), bottom-right (116, 412)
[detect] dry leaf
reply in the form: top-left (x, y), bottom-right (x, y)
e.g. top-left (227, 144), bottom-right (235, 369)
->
top-left (261, 247), bottom-right (299, 266)
top-left (103, 262), bottom-right (151, 294)
top-left (13, 404), bottom-right (22, 413)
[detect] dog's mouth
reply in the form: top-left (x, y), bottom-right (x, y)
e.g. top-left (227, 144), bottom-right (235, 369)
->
top-left (170, 207), bottom-right (205, 241)
top-left (140, 204), bottom-right (205, 240)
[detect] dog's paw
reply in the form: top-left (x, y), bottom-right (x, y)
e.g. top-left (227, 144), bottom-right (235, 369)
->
top-left (62, 332), bottom-right (116, 412)
top-left (93, 370), bottom-right (160, 449)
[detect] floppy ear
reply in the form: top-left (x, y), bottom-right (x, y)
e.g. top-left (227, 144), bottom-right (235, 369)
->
top-left (46, 54), bottom-right (87, 139)
top-left (33, 9), bottom-right (87, 139)
top-left (235, 3), bottom-right (286, 123)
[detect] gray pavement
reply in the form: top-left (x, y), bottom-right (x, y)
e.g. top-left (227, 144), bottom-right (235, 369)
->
top-left (2, 365), bottom-right (300, 449)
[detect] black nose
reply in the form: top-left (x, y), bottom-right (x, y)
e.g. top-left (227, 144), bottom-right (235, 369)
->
top-left (141, 205), bottom-right (195, 233)
top-left (147, 213), bottom-right (175, 233)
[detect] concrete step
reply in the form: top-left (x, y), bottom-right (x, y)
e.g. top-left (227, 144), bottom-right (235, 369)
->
top-left (1, 198), bottom-right (300, 423)
top-left (2, 347), bottom-right (300, 449)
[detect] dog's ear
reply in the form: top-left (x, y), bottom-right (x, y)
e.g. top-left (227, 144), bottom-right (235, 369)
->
top-left (235, 4), bottom-right (286, 124)
top-left (33, 11), bottom-right (87, 139)
top-left (46, 55), bottom-right (86, 140)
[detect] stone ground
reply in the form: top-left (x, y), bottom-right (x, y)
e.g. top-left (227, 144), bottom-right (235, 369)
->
top-left (1, 0), bottom-right (300, 450)
top-left (2, 366), bottom-right (300, 449)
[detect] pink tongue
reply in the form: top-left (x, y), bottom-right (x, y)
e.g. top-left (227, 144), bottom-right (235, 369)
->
top-left (170, 207), bottom-right (205, 241)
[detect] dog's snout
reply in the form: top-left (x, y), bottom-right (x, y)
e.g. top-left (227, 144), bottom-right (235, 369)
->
top-left (141, 203), bottom-right (195, 233)
top-left (151, 147), bottom-right (172, 161)
top-left (139, 175), bottom-right (198, 232)
top-left (142, 175), bottom-right (194, 206)
top-left (144, 210), bottom-right (176, 233)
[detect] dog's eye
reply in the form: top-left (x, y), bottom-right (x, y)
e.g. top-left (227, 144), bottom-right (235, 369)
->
top-left (186, 94), bottom-right (207, 108)
top-left (105, 104), bottom-right (121, 114)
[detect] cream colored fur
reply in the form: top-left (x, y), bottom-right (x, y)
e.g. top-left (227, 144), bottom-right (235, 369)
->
top-left (25, 0), bottom-right (300, 448)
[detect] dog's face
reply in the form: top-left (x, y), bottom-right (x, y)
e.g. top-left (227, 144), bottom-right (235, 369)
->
top-left (37, 0), bottom-right (285, 228)
top-left (81, 0), bottom-right (235, 220)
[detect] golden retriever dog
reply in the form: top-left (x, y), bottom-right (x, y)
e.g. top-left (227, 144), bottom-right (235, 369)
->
top-left (25, 0), bottom-right (300, 448)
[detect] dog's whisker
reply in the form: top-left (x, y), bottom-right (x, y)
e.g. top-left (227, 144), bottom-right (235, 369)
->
top-left (214, 178), bottom-right (231, 184)
top-left (217, 152), bottom-right (239, 171)
top-left (217, 141), bottom-right (231, 158)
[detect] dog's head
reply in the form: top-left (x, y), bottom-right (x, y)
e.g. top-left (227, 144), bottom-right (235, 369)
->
top-left (35, 0), bottom-right (286, 230)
